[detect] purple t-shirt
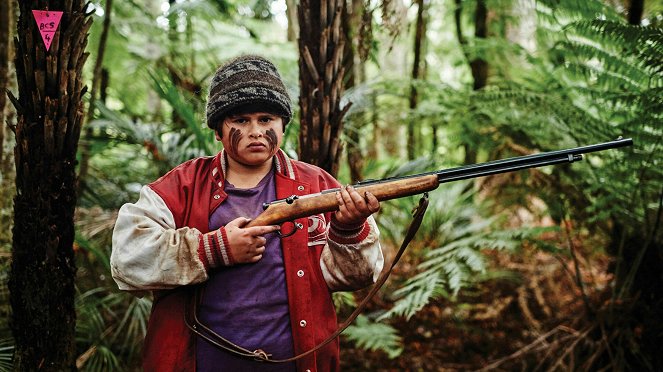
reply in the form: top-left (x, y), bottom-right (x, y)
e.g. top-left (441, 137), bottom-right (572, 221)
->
top-left (196, 169), bottom-right (296, 371)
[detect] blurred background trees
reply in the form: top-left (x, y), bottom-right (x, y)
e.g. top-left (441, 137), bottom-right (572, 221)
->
top-left (0, 0), bottom-right (661, 370)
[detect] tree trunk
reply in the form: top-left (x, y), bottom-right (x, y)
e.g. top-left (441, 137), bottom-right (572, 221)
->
top-left (470, 0), bottom-right (488, 91)
top-left (345, 0), bottom-right (367, 183)
top-left (407, 0), bottom-right (427, 160)
top-left (454, 0), bottom-right (488, 164)
top-left (297, 0), bottom-right (350, 177)
top-left (286, 0), bottom-right (299, 42)
top-left (627, 0), bottom-right (644, 25)
top-left (8, 1), bottom-right (91, 370)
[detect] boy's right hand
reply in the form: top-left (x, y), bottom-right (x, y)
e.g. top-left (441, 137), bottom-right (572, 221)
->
top-left (225, 217), bottom-right (280, 263)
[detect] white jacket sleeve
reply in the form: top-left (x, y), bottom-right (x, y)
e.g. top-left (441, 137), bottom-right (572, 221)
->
top-left (319, 216), bottom-right (384, 291)
top-left (110, 186), bottom-right (208, 292)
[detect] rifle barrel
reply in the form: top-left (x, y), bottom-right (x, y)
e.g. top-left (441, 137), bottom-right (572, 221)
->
top-left (436, 138), bottom-right (633, 183)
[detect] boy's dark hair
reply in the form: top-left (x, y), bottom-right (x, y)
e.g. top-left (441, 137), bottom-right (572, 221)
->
top-left (206, 55), bottom-right (292, 130)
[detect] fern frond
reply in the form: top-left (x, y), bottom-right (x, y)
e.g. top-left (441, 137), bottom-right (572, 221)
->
top-left (333, 291), bottom-right (357, 311)
top-left (343, 315), bottom-right (403, 359)
top-left (555, 42), bottom-right (650, 88)
top-left (536, 0), bottom-right (623, 25)
top-left (110, 295), bottom-right (151, 352)
top-left (379, 271), bottom-right (443, 321)
top-left (378, 182), bottom-right (534, 321)
top-left (0, 337), bottom-right (13, 372)
top-left (567, 21), bottom-right (663, 77)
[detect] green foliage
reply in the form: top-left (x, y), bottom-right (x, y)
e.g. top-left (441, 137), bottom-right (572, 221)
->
top-left (75, 288), bottom-right (151, 371)
top-left (332, 291), bottom-right (357, 311)
top-left (0, 338), bottom-right (12, 372)
top-left (0, 268), bottom-right (13, 371)
top-left (74, 206), bottom-right (151, 371)
top-left (148, 69), bottom-right (216, 156)
top-left (378, 182), bottom-right (550, 322)
top-left (0, 203), bottom-right (12, 370)
top-left (343, 315), bottom-right (403, 359)
top-left (16, 0), bottom-right (654, 369)
top-left (450, 1), bottom-right (662, 369)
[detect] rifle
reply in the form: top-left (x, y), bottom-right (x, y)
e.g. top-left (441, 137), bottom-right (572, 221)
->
top-left (247, 137), bottom-right (633, 231)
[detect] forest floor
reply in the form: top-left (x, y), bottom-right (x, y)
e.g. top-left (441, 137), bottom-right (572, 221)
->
top-left (339, 239), bottom-right (612, 371)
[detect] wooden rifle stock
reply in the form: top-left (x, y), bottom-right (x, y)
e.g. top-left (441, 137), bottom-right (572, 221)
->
top-left (247, 138), bottom-right (633, 228)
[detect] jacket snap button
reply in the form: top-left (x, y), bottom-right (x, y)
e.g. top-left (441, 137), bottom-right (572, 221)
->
top-left (299, 320), bottom-right (307, 327)
top-left (295, 222), bottom-right (304, 230)
top-left (298, 185), bottom-right (305, 191)
top-left (297, 270), bottom-right (304, 277)
top-left (213, 195), bottom-right (220, 200)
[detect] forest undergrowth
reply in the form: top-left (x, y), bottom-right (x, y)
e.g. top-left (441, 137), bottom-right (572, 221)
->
top-left (340, 218), bottom-right (616, 371)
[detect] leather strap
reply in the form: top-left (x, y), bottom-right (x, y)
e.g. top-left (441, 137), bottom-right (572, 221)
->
top-left (185, 193), bottom-right (430, 363)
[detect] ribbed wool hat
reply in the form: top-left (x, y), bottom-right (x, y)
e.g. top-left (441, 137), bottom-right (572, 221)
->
top-left (206, 55), bottom-right (292, 129)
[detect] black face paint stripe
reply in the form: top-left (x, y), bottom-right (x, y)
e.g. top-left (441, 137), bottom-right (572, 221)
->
top-left (265, 128), bottom-right (278, 153)
top-left (229, 127), bottom-right (243, 155)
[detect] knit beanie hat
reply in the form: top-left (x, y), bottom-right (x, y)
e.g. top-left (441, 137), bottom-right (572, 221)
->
top-left (206, 55), bottom-right (292, 129)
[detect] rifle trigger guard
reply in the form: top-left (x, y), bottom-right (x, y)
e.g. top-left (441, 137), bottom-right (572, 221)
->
top-left (277, 221), bottom-right (301, 238)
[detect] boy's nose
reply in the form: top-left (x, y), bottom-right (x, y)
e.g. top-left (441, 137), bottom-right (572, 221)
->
top-left (247, 121), bottom-right (263, 137)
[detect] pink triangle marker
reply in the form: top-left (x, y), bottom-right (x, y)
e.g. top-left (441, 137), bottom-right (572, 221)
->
top-left (32, 10), bottom-right (63, 51)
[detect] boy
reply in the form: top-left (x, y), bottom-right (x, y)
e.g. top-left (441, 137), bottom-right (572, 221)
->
top-left (111, 55), bottom-right (383, 372)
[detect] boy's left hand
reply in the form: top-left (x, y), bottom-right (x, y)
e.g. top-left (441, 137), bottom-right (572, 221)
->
top-left (334, 185), bottom-right (381, 226)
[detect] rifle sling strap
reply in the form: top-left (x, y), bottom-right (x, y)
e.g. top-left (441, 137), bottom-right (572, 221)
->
top-left (185, 193), bottom-right (430, 363)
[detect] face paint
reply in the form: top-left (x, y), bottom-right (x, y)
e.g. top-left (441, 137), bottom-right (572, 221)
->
top-left (265, 128), bottom-right (278, 153)
top-left (228, 127), bottom-right (243, 156)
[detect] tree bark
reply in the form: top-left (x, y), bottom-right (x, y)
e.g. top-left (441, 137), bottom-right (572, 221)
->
top-left (454, 0), bottom-right (488, 164)
top-left (627, 0), bottom-right (644, 25)
top-left (297, 0), bottom-right (350, 177)
top-left (286, 0), bottom-right (299, 42)
top-left (407, 0), bottom-right (427, 160)
top-left (8, 1), bottom-right (92, 370)
top-left (470, 0), bottom-right (488, 91)
top-left (344, 0), bottom-right (367, 183)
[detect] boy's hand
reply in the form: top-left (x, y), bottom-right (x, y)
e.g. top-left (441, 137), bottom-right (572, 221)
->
top-left (334, 185), bottom-right (381, 227)
top-left (225, 217), bottom-right (279, 263)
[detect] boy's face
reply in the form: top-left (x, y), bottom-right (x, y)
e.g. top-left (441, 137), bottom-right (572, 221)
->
top-left (216, 112), bottom-right (284, 167)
